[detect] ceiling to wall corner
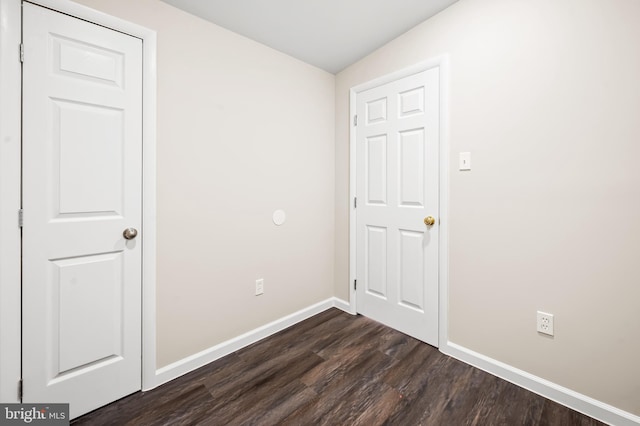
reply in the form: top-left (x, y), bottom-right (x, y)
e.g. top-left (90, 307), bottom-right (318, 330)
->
top-left (160, 0), bottom-right (459, 74)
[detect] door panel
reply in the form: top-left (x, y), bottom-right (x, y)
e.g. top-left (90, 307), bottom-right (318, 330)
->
top-left (22, 3), bottom-right (142, 418)
top-left (365, 225), bottom-right (388, 298)
top-left (54, 37), bottom-right (125, 86)
top-left (356, 68), bottom-right (440, 346)
top-left (399, 129), bottom-right (425, 206)
top-left (55, 252), bottom-right (124, 374)
top-left (399, 229), bottom-right (424, 310)
top-left (366, 135), bottom-right (387, 205)
top-left (55, 100), bottom-right (124, 215)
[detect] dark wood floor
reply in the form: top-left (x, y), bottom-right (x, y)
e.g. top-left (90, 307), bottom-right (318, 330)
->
top-left (73, 309), bottom-right (605, 425)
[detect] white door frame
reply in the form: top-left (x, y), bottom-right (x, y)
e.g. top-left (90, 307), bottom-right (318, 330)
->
top-left (0, 0), bottom-right (157, 402)
top-left (349, 57), bottom-right (450, 348)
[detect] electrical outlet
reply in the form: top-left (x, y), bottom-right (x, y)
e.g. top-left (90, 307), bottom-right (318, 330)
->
top-left (536, 311), bottom-right (554, 336)
top-left (255, 279), bottom-right (264, 296)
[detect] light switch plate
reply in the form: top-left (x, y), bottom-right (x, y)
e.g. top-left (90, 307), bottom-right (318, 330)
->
top-left (459, 152), bottom-right (471, 171)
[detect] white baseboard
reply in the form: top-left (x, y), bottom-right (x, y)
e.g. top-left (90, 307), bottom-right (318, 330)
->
top-left (154, 297), bottom-right (342, 388)
top-left (441, 342), bottom-right (640, 426)
top-left (153, 302), bottom-right (638, 426)
top-left (333, 297), bottom-right (354, 314)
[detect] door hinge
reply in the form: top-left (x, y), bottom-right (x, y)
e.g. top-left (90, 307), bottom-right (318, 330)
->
top-left (354, 197), bottom-right (357, 208)
top-left (18, 209), bottom-right (23, 228)
top-left (19, 43), bottom-right (24, 63)
top-left (354, 279), bottom-right (357, 290)
top-left (353, 115), bottom-right (358, 126)
top-left (18, 379), bottom-right (23, 400)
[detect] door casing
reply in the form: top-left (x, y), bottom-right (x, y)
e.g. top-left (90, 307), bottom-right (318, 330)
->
top-left (348, 57), bottom-right (450, 348)
top-left (0, 0), bottom-right (158, 402)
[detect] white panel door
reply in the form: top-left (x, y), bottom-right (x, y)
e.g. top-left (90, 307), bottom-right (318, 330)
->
top-left (22, 3), bottom-right (143, 418)
top-left (356, 69), bottom-right (440, 345)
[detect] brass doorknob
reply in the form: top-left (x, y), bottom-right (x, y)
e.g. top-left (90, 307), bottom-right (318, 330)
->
top-left (123, 228), bottom-right (138, 240)
top-left (424, 216), bottom-right (436, 226)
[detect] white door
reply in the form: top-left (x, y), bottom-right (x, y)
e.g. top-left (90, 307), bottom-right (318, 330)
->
top-left (355, 68), bottom-right (440, 346)
top-left (22, 3), bottom-right (143, 418)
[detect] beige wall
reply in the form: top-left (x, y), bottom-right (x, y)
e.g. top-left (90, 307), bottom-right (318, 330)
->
top-left (336, 0), bottom-right (640, 416)
top-left (73, 0), bottom-right (336, 368)
top-left (69, 0), bottom-right (640, 416)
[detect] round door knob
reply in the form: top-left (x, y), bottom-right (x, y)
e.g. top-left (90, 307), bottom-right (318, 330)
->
top-left (424, 216), bottom-right (436, 227)
top-left (123, 227), bottom-right (138, 240)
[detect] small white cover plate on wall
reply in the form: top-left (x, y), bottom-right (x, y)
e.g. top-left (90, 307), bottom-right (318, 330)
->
top-left (273, 209), bottom-right (286, 226)
top-left (459, 152), bottom-right (471, 171)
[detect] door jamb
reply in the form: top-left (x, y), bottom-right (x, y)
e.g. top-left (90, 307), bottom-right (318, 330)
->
top-left (0, 0), bottom-right (158, 402)
top-left (0, 0), bottom-right (23, 405)
top-left (348, 57), bottom-right (450, 348)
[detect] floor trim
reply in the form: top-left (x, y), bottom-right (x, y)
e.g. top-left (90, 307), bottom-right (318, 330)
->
top-left (333, 298), bottom-right (353, 314)
top-left (441, 341), bottom-right (640, 426)
top-left (155, 298), bottom-right (344, 387)
top-left (153, 299), bottom-right (638, 425)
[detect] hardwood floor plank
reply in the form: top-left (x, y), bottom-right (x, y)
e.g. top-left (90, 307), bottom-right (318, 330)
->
top-left (300, 332), bottom-right (399, 391)
top-left (538, 399), bottom-right (606, 426)
top-left (313, 315), bottom-right (387, 359)
top-left (351, 384), bottom-right (402, 426)
top-left (72, 309), bottom-right (607, 426)
top-left (312, 380), bottom-right (400, 426)
top-left (125, 384), bottom-right (216, 426)
top-left (73, 384), bottom-right (216, 426)
top-left (203, 350), bottom-right (324, 416)
top-left (237, 385), bottom-right (318, 426)
top-left (381, 339), bottom-right (443, 392)
top-left (376, 327), bottom-right (422, 360)
top-left (305, 345), bottom-right (397, 395)
top-left (282, 350), bottom-right (398, 424)
top-left (467, 378), bottom-right (546, 426)
top-left (434, 367), bottom-right (503, 425)
top-left (383, 357), bottom-right (476, 425)
top-left (202, 380), bottom-right (313, 426)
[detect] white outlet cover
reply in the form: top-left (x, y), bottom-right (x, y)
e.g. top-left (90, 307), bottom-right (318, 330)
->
top-left (536, 311), bottom-right (554, 336)
top-left (273, 209), bottom-right (286, 226)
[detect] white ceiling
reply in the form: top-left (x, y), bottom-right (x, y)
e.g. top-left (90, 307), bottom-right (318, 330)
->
top-left (160, 0), bottom-right (459, 74)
